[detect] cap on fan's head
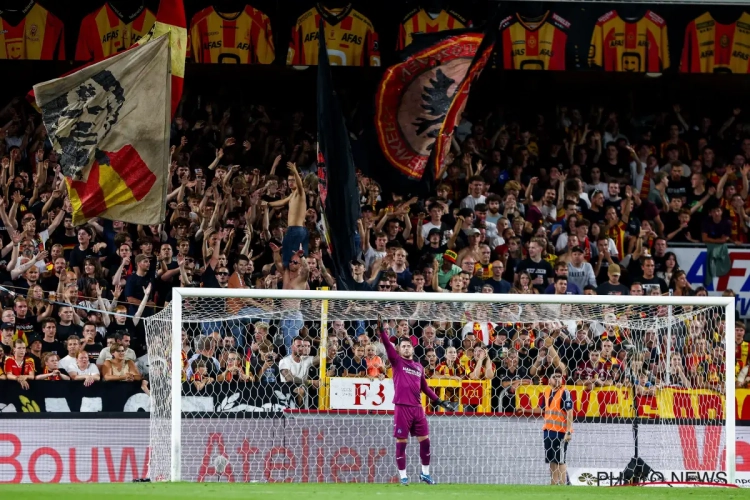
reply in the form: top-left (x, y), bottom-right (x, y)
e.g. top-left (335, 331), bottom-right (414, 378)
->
top-left (443, 250), bottom-right (458, 264)
top-left (608, 264), bottom-right (621, 276)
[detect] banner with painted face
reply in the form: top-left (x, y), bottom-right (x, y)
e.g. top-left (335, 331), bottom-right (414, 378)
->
top-left (34, 36), bottom-right (171, 225)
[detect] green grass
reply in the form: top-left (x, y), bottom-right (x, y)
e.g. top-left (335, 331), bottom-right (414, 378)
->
top-left (0, 483), bottom-right (744, 500)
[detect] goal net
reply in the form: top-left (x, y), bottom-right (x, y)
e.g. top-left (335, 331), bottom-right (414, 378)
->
top-left (144, 289), bottom-right (736, 486)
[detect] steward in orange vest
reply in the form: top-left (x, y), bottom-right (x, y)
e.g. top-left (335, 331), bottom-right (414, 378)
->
top-left (539, 368), bottom-right (573, 485)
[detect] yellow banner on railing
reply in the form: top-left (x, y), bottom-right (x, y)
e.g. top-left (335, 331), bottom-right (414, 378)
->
top-left (423, 379), bottom-right (492, 413)
top-left (739, 389), bottom-right (750, 420)
top-left (324, 379), bottom-right (750, 418)
top-left (515, 385), bottom-right (635, 417)
top-left (515, 385), bottom-right (730, 420)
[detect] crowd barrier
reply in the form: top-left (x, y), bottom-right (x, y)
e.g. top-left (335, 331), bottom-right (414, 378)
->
top-left (327, 378), bottom-right (747, 420)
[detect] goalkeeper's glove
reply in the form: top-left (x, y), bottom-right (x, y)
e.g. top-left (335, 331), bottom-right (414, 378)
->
top-left (436, 399), bottom-right (458, 412)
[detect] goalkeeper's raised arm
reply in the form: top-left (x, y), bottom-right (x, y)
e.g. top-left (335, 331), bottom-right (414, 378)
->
top-left (379, 319), bottom-right (401, 367)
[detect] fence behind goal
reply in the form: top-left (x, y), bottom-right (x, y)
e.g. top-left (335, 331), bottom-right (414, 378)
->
top-left (144, 289), bottom-right (736, 485)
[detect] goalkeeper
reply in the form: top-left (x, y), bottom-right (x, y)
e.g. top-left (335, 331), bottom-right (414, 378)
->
top-left (378, 316), bottom-right (457, 486)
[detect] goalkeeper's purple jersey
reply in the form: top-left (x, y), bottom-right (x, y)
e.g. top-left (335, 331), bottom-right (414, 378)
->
top-left (381, 329), bottom-right (439, 407)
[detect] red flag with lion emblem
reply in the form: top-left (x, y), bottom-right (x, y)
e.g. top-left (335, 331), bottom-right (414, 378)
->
top-left (374, 27), bottom-right (495, 181)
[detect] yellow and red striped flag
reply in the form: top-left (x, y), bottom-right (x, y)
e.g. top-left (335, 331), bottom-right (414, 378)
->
top-left (33, 35), bottom-right (171, 225)
top-left (134, 0), bottom-right (186, 117)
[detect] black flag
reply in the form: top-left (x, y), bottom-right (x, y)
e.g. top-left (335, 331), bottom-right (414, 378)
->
top-left (317, 21), bottom-right (359, 290)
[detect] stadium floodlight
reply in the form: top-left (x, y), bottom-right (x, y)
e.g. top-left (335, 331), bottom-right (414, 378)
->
top-left (145, 289), bottom-right (735, 486)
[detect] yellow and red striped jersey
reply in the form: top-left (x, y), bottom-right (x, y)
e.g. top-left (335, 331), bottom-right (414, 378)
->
top-left (588, 10), bottom-right (669, 72)
top-left (287, 3), bottom-right (380, 67)
top-left (607, 220), bottom-right (628, 258)
top-left (737, 341), bottom-right (749, 375)
top-left (0, 2), bottom-right (64, 60)
top-left (396, 8), bottom-right (469, 50)
top-left (727, 205), bottom-right (747, 244)
top-left (435, 361), bottom-right (465, 378)
top-left (498, 11), bottom-right (570, 70)
top-left (75, 3), bottom-right (156, 62)
top-left (680, 12), bottom-right (750, 74)
top-left (187, 5), bottom-right (274, 64)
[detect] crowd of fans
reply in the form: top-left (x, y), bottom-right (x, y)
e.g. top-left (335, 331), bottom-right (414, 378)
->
top-left (179, 309), bottom-right (733, 412)
top-left (0, 90), bottom-right (747, 413)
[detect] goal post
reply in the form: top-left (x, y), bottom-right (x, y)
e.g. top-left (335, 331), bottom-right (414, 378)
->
top-left (147, 288), bottom-right (736, 485)
top-left (170, 290), bottom-right (183, 483)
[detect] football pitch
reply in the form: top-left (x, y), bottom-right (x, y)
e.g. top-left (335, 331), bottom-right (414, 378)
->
top-left (0, 483), bottom-right (744, 500)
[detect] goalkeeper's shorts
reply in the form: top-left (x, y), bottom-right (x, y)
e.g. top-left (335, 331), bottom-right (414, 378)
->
top-left (543, 431), bottom-right (568, 464)
top-left (393, 404), bottom-right (429, 439)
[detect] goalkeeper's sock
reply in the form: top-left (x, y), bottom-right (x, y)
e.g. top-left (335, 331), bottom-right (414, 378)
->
top-left (396, 442), bottom-right (407, 473)
top-left (399, 469), bottom-right (408, 480)
top-left (419, 438), bottom-right (431, 467)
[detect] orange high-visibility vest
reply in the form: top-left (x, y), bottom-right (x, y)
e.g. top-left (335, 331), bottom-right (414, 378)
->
top-left (542, 386), bottom-right (569, 433)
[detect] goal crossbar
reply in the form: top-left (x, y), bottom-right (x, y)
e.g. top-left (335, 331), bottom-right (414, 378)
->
top-left (169, 287), bottom-right (735, 307)
top-left (167, 288), bottom-right (736, 484)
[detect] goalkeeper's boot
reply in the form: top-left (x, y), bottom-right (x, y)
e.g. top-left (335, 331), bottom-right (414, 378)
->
top-left (419, 473), bottom-right (436, 485)
top-left (400, 477), bottom-right (410, 486)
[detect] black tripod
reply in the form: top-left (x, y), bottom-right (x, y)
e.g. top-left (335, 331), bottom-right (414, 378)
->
top-left (623, 343), bottom-right (653, 484)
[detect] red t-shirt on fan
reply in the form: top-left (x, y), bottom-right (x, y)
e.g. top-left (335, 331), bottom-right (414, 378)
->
top-left (4, 357), bottom-right (35, 376)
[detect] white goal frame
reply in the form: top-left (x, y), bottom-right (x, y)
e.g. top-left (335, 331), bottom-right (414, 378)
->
top-left (166, 288), bottom-right (736, 484)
